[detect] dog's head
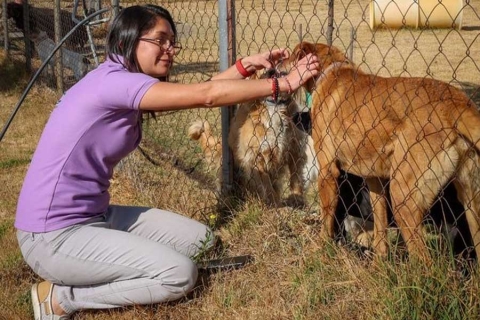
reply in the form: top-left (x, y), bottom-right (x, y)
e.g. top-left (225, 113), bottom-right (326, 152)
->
top-left (257, 67), bottom-right (301, 115)
top-left (278, 41), bottom-right (350, 93)
top-left (261, 67), bottom-right (293, 106)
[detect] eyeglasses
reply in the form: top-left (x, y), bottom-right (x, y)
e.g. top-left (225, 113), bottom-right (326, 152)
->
top-left (139, 38), bottom-right (182, 55)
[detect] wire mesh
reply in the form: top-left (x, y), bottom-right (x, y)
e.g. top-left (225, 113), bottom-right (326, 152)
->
top-left (2, 0), bottom-right (480, 259)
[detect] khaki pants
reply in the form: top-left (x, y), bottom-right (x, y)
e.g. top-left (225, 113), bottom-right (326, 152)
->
top-left (17, 205), bottom-right (213, 314)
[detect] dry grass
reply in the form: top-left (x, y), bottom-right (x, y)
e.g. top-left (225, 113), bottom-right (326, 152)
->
top-left (2, 0), bottom-right (480, 319)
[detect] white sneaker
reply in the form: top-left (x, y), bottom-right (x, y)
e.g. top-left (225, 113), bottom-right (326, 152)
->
top-left (31, 281), bottom-right (70, 320)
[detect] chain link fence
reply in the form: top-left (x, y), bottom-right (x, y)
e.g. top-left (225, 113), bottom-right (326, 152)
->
top-left (2, 1), bottom-right (111, 88)
top-left (2, 0), bottom-right (480, 256)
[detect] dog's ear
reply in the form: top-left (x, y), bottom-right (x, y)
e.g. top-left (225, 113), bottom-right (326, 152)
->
top-left (291, 41), bottom-right (347, 66)
top-left (288, 42), bottom-right (326, 93)
top-left (290, 41), bottom-right (321, 61)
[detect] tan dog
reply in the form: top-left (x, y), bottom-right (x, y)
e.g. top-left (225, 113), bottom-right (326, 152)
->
top-left (188, 70), bottom-right (317, 206)
top-left (280, 41), bottom-right (480, 263)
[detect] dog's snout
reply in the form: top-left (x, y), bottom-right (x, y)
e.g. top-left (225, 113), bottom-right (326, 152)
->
top-left (263, 68), bottom-right (288, 79)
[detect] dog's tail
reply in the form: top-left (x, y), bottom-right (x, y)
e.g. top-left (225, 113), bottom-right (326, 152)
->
top-left (188, 120), bottom-right (222, 171)
top-left (452, 100), bottom-right (480, 151)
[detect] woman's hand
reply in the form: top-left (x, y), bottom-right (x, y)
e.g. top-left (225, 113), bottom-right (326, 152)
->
top-left (210, 48), bottom-right (317, 83)
top-left (284, 53), bottom-right (319, 91)
top-left (240, 48), bottom-right (290, 73)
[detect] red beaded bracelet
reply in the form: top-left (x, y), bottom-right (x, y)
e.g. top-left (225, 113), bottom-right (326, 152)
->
top-left (235, 59), bottom-right (255, 78)
top-left (271, 76), bottom-right (279, 102)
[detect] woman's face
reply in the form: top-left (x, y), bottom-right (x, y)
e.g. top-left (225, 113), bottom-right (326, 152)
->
top-left (135, 18), bottom-right (176, 78)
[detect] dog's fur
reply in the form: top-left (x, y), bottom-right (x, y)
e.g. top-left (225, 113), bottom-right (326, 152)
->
top-left (188, 71), bottom-right (317, 206)
top-left (280, 41), bottom-right (480, 263)
top-left (7, 2), bottom-right (88, 50)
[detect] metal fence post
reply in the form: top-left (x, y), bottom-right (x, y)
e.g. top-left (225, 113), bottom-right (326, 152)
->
top-left (218, 0), bottom-right (236, 196)
top-left (112, 0), bottom-right (120, 17)
top-left (23, 0), bottom-right (31, 72)
top-left (2, 0), bottom-right (8, 54)
top-left (327, 0), bottom-right (334, 46)
top-left (54, 0), bottom-right (64, 93)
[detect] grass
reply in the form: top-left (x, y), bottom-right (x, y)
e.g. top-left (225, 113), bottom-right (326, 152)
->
top-left (1, 0), bottom-right (480, 319)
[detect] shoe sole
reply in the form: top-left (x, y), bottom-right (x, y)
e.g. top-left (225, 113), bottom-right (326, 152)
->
top-left (31, 283), bottom-right (41, 320)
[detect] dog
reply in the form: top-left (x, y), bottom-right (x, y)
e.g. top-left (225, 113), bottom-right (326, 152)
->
top-left (7, 1), bottom-right (88, 50)
top-left (279, 41), bottom-right (480, 264)
top-left (31, 31), bottom-right (89, 80)
top-left (188, 69), bottom-right (317, 207)
top-left (293, 92), bottom-right (472, 256)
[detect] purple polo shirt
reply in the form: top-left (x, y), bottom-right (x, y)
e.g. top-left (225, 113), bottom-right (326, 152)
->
top-left (15, 57), bottom-right (158, 232)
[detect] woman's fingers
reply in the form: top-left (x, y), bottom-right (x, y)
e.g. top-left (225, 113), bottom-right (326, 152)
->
top-left (299, 53), bottom-right (319, 68)
top-left (289, 53), bottom-right (319, 86)
top-left (267, 48), bottom-right (289, 65)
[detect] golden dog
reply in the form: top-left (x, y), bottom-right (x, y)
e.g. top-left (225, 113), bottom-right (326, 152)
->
top-left (280, 41), bottom-right (480, 263)
top-left (188, 69), bottom-right (317, 206)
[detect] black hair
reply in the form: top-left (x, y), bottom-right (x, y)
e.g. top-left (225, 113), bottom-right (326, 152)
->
top-left (105, 4), bottom-right (177, 76)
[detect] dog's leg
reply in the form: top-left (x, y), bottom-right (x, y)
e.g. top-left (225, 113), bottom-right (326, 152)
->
top-left (245, 161), bottom-right (281, 206)
top-left (288, 155), bottom-right (305, 197)
top-left (286, 135), bottom-right (308, 206)
top-left (454, 147), bottom-right (480, 260)
top-left (318, 161), bottom-right (341, 239)
top-left (303, 135), bottom-right (318, 187)
top-left (272, 167), bottom-right (285, 206)
top-left (389, 177), bottom-right (430, 263)
top-left (366, 178), bottom-right (389, 257)
top-left (390, 130), bottom-right (456, 264)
